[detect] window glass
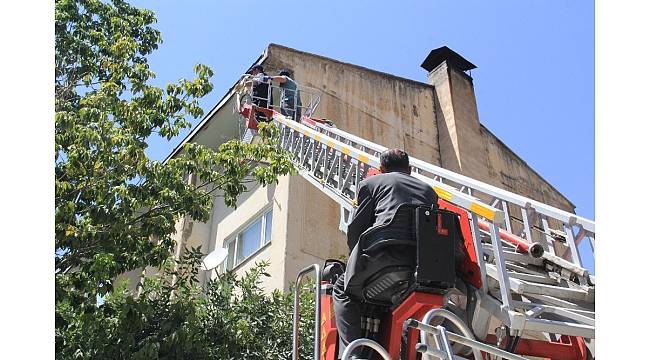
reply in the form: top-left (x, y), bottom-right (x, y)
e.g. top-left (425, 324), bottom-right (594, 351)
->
top-left (238, 217), bottom-right (262, 263)
top-left (222, 209), bottom-right (273, 271)
top-left (264, 211), bottom-right (273, 244)
top-left (225, 238), bottom-right (235, 270)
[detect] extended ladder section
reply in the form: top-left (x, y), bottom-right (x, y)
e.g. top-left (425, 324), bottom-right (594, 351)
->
top-left (234, 77), bottom-right (595, 344)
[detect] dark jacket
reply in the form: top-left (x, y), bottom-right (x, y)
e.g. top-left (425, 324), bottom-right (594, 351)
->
top-left (252, 73), bottom-right (272, 108)
top-left (344, 171), bottom-right (438, 294)
top-left (346, 171), bottom-right (438, 252)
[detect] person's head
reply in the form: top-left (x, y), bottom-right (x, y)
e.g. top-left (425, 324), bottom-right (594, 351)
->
top-left (248, 64), bottom-right (264, 75)
top-left (379, 148), bottom-right (411, 174)
top-left (278, 69), bottom-right (292, 77)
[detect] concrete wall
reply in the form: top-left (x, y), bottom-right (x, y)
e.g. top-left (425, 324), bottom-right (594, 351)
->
top-left (282, 176), bottom-right (349, 291)
top-left (201, 179), bottom-right (291, 292)
top-left (264, 44), bottom-right (441, 167)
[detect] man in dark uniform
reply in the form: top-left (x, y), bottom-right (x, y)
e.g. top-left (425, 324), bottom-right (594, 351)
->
top-left (246, 64), bottom-right (273, 123)
top-left (332, 149), bottom-right (438, 359)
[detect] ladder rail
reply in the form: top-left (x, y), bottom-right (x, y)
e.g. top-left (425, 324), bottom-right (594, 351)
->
top-left (312, 120), bottom-right (595, 233)
top-left (292, 264), bottom-right (322, 360)
top-left (275, 114), bottom-right (505, 224)
top-left (310, 121), bottom-right (594, 268)
top-left (406, 318), bottom-right (529, 360)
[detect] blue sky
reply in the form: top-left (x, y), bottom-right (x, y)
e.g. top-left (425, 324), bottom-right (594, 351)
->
top-left (131, 0), bottom-right (594, 272)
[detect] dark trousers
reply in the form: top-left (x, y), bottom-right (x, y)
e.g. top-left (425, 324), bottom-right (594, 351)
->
top-left (332, 245), bottom-right (415, 359)
top-left (332, 273), bottom-right (363, 359)
top-left (281, 105), bottom-right (301, 121)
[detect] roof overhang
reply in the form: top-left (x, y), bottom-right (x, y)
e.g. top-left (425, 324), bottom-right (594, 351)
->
top-left (163, 48), bottom-right (269, 163)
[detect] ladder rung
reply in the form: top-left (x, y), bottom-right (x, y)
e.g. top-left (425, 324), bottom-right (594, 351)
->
top-left (523, 317), bottom-right (594, 339)
top-left (482, 245), bottom-right (544, 266)
top-left (505, 271), bottom-right (557, 285)
top-left (485, 265), bottom-right (593, 303)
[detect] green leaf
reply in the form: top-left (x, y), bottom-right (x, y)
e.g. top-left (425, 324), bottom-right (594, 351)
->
top-left (55, 1), bottom-right (297, 358)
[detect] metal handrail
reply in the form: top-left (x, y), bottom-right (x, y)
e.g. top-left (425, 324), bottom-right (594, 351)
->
top-left (420, 308), bottom-right (482, 360)
top-left (292, 264), bottom-right (322, 360)
top-left (406, 319), bottom-right (528, 360)
top-left (235, 74), bottom-right (322, 122)
top-left (312, 121), bottom-right (594, 233)
top-left (341, 339), bottom-right (392, 360)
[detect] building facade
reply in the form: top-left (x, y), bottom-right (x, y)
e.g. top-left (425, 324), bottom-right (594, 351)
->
top-left (162, 44), bottom-right (575, 292)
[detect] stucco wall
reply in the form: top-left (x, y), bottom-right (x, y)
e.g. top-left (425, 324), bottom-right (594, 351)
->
top-left (282, 176), bottom-right (349, 291)
top-left (264, 44), bottom-right (441, 167)
top-left (200, 179), bottom-right (291, 292)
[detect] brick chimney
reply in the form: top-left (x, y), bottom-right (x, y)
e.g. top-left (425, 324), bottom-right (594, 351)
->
top-left (422, 47), bottom-right (490, 182)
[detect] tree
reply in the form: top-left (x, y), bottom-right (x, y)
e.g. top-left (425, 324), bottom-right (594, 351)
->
top-left (55, 0), bottom-right (299, 357)
top-left (57, 250), bottom-right (316, 359)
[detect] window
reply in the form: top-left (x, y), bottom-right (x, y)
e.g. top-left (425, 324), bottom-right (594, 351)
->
top-left (238, 217), bottom-right (262, 263)
top-left (264, 211), bottom-right (273, 244)
top-left (223, 209), bottom-right (273, 271)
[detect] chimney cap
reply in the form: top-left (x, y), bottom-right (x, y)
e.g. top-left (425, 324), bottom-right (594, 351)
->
top-left (421, 46), bottom-right (476, 72)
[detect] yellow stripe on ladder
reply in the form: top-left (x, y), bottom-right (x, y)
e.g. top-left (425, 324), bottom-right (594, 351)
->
top-left (433, 186), bottom-right (453, 202)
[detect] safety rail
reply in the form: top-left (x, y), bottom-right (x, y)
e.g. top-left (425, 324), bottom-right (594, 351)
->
top-left (235, 73), bottom-right (322, 121)
top-left (342, 339), bottom-right (392, 360)
top-left (292, 264), bottom-right (322, 360)
top-left (419, 308), bottom-right (483, 360)
top-left (406, 319), bottom-right (528, 360)
top-left (310, 122), bottom-right (595, 269)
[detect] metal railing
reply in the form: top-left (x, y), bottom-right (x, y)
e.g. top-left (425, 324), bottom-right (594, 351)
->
top-left (408, 316), bottom-right (528, 360)
top-left (420, 308), bottom-right (483, 360)
top-left (292, 264), bottom-right (321, 360)
top-left (235, 74), bottom-right (322, 122)
top-left (342, 338), bottom-right (393, 360)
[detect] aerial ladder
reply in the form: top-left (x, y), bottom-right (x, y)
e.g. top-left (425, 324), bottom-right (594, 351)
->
top-left (233, 74), bottom-right (595, 360)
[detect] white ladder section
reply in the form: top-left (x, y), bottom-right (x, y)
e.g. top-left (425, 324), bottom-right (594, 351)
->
top-left (268, 111), bottom-right (595, 341)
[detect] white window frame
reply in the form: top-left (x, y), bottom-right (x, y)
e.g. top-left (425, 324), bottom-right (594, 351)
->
top-left (222, 208), bottom-right (273, 271)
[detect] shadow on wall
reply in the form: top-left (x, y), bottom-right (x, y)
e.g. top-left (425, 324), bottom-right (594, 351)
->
top-left (432, 86), bottom-right (461, 173)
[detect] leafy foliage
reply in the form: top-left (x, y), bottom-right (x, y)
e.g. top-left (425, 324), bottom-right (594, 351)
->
top-left (55, 0), bottom-right (303, 358)
top-left (57, 250), bottom-right (316, 359)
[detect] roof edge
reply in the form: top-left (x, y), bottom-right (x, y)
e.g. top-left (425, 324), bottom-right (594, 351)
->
top-left (164, 43), bottom-right (434, 163)
top-left (163, 49), bottom-right (269, 163)
top-left (480, 124), bottom-right (577, 210)
top-left (268, 43), bottom-right (433, 89)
